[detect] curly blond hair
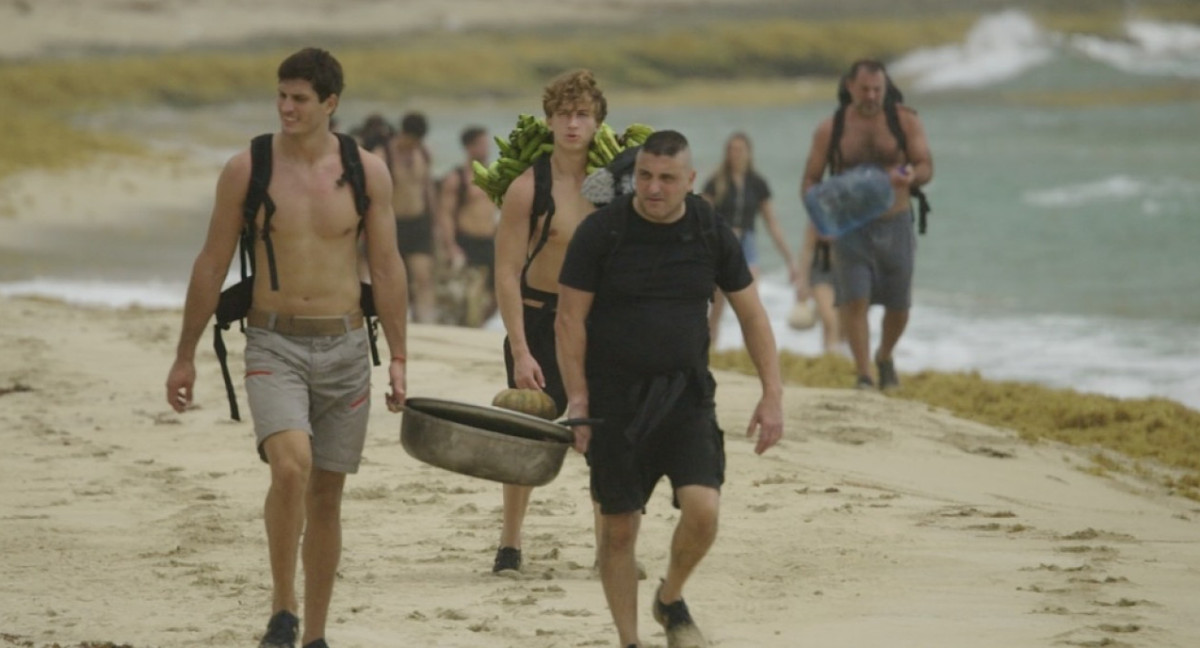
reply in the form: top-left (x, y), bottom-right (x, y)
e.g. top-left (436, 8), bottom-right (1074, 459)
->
top-left (542, 69), bottom-right (607, 124)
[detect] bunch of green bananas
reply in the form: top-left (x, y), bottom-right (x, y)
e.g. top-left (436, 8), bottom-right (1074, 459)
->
top-left (471, 114), bottom-right (654, 206)
top-left (619, 122), bottom-right (655, 148)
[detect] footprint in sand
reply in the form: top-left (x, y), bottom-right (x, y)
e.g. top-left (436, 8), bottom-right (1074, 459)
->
top-left (752, 473), bottom-right (805, 486)
top-left (964, 522), bottom-right (1033, 534)
top-left (926, 505), bottom-right (1018, 526)
top-left (814, 425), bottom-right (891, 446)
top-left (1059, 528), bottom-right (1137, 543)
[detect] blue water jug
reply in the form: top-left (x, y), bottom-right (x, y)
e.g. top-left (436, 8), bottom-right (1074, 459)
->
top-left (803, 164), bottom-right (895, 238)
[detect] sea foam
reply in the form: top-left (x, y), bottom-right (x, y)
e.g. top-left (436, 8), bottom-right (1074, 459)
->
top-left (891, 11), bottom-right (1200, 91)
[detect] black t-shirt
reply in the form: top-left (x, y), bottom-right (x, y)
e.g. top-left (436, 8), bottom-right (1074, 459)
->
top-left (559, 194), bottom-right (753, 378)
top-left (702, 170), bottom-right (772, 232)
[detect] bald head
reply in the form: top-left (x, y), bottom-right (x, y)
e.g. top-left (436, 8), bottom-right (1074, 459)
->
top-left (633, 130), bottom-right (696, 223)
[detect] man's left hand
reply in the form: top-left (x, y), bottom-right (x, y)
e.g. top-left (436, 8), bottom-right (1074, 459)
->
top-left (888, 164), bottom-right (913, 190)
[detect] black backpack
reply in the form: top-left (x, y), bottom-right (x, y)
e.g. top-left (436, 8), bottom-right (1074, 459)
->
top-left (598, 193), bottom-right (722, 281)
top-left (448, 164), bottom-right (470, 218)
top-left (213, 133), bottom-right (381, 421)
top-left (519, 155), bottom-right (558, 268)
top-left (526, 149), bottom-right (645, 266)
top-left (826, 77), bottom-right (932, 234)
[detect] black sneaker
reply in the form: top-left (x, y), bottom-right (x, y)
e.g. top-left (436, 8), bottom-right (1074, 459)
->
top-left (492, 546), bottom-right (522, 573)
top-left (302, 641), bottom-right (329, 648)
top-left (876, 358), bottom-right (899, 391)
top-left (854, 375), bottom-right (875, 390)
top-left (258, 610), bottom-right (299, 648)
top-left (652, 585), bottom-right (707, 648)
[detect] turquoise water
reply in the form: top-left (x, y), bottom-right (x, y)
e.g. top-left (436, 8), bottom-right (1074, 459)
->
top-left (3, 12), bottom-right (1198, 408)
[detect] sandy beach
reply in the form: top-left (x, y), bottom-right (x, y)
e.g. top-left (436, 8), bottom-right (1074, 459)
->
top-left (2, 148), bottom-right (1197, 648)
top-left (3, 2), bottom-right (1200, 647)
top-left (3, 293), bottom-right (1200, 647)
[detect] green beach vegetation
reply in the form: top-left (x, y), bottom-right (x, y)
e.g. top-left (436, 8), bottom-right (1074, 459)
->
top-left (711, 351), bottom-right (1200, 501)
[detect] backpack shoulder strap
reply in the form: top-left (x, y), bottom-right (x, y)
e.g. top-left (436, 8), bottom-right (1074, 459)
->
top-left (598, 195), bottom-right (632, 274)
top-left (687, 193), bottom-right (721, 259)
top-left (825, 106), bottom-right (847, 177)
top-left (244, 134), bottom-right (274, 226)
top-left (524, 155), bottom-right (557, 264)
top-left (336, 132), bottom-right (371, 221)
top-left (453, 165), bottom-right (468, 213)
top-left (884, 101), bottom-right (909, 159)
top-left (244, 133), bottom-right (279, 289)
top-left (883, 102), bottom-right (932, 234)
top-left (455, 165), bottom-right (470, 217)
top-left (529, 155), bottom-right (555, 239)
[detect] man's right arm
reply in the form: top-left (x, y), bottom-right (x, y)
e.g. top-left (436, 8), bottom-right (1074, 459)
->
top-left (800, 119), bottom-right (833, 195)
top-left (554, 284), bottom-right (594, 454)
top-left (493, 169), bottom-right (541, 388)
top-left (795, 119), bottom-right (833, 300)
top-left (166, 151), bottom-right (251, 411)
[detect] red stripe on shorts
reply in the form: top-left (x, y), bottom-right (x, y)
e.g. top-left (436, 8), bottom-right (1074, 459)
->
top-left (245, 370), bottom-right (272, 378)
top-left (349, 392), bottom-right (369, 409)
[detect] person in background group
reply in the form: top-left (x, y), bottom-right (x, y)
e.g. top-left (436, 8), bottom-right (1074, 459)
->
top-left (355, 113), bottom-right (393, 155)
top-left (701, 132), bottom-right (798, 347)
top-left (382, 111), bottom-right (438, 323)
top-left (794, 223), bottom-right (842, 354)
top-left (800, 59), bottom-right (933, 389)
top-left (436, 125), bottom-right (499, 326)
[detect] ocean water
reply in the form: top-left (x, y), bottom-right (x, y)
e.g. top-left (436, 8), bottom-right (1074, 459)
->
top-left (2, 11), bottom-right (1198, 409)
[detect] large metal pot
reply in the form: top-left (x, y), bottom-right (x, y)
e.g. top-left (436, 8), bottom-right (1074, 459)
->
top-left (400, 397), bottom-right (576, 487)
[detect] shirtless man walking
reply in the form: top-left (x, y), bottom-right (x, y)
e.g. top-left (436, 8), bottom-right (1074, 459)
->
top-left (383, 111), bottom-right (438, 323)
top-left (165, 48), bottom-right (408, 648)
top-left (491, 69), bottom-right (605, 573)
top-left (437, 125), bottom-right (499, 326)
top-left (800, 59), bottom-right (933, 389)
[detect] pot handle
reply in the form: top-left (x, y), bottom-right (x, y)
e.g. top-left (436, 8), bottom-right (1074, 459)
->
top-left (558, 417), bottom-right (604, 427)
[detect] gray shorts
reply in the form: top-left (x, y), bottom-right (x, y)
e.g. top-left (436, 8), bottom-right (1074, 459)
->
top-left (244, 325), bottom-right (372, 474)
top-left (833, 211), bottom-right (915, 309)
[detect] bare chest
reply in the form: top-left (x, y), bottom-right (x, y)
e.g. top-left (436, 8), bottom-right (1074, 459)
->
top-left (389, 146), bottom-right (429, 186)
top-left (837, 120), bottom-right (905, 171)
top-left (534, 182), bottom-right (593, 249)
top-left (259, 160), bottom-right (360, 242)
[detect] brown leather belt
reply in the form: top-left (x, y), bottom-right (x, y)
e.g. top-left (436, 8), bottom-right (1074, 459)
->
top-left (246, 309), bottom-right (364, 337)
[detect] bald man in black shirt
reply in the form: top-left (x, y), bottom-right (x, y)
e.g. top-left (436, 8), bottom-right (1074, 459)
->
top-left (556, 130), bottom-right (784, 648)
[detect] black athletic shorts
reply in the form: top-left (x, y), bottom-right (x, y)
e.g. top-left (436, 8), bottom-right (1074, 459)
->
top-left (456, 232), bottom-right (495, 277)
top-left (502, 303), bottom-right (566, 417)
top-left (396, 212), bottom-right (434, 258)
top-left (586, 396), bottom-right (725, 516)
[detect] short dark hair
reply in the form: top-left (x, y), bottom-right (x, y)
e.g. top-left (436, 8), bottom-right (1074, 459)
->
top-left (460, 125), bottom-right (487, 148)
top-left (400, 112), bottom-right (428, 138)
top-left (640, 130), bottom-right (689, 158)
top-left (277, 47), bottom-right (344, 102)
